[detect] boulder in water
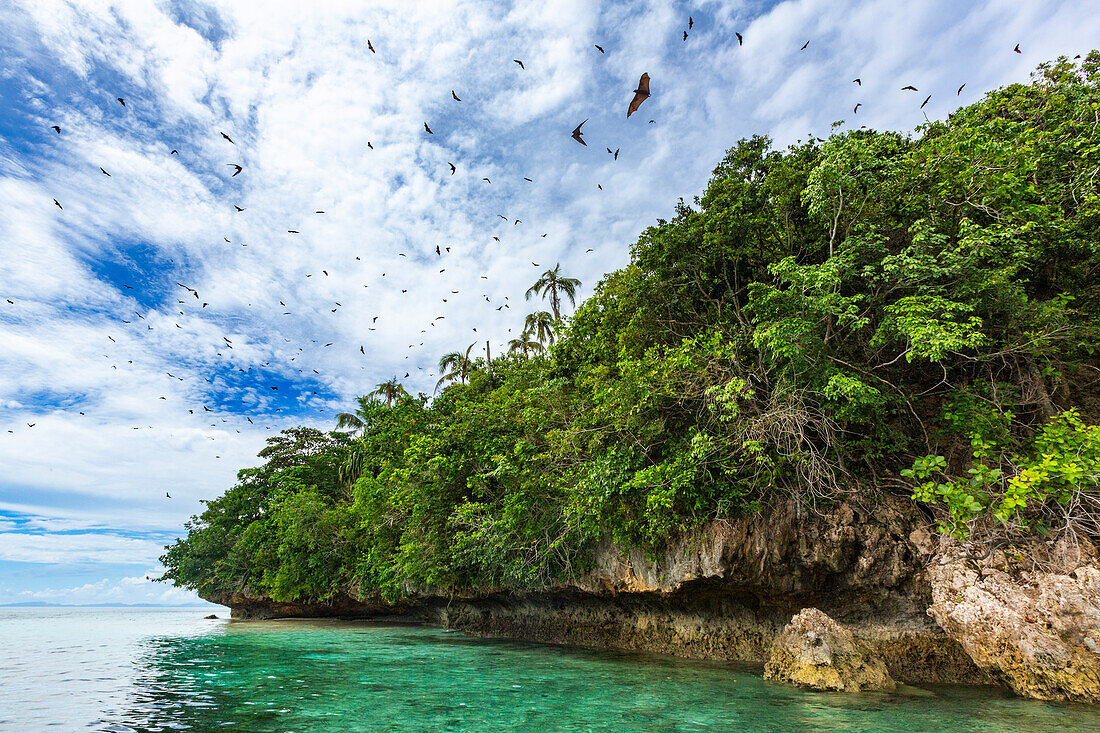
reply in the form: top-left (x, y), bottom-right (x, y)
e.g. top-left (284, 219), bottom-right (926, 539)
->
top-left (764, 608), bottom-right (896, 692)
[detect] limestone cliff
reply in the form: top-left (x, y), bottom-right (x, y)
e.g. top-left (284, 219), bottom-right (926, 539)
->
top-left (211, 496), bottom-right (990, 687)
top-left (928, 543), bottom-right (1100, 702)
top-left (207, 497), bottom-right (1100, 701)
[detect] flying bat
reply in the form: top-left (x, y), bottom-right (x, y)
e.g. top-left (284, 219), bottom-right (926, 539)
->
top-left (571, 119), bottom-right (588, 145)
top-left (627, 73), bottom-right (650, 117)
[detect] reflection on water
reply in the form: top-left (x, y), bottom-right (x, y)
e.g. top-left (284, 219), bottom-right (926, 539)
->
top-left (2, 608), bottom-right (1099, 732)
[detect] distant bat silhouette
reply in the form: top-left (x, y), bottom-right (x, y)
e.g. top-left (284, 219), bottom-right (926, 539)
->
top-left (957, 83), bottom-right (966, 95)
top-left (50, 125), bottom-right (60, 134)
top-left (853, 103), bottom-right (862, 113)
top-left (368, 40), bottom-right (375, 53)
top-left (920, 94), bottom-right (931, 109)
top-left (800, 40), bottom-right (809, 50)
top-left (736, 32), bottom-right (743, 46)
top-left (683, 31), bottom-right (688, 42)
top-left (852, 78), bottom-right (861, 86)
top-left (1014, 43), bottom-right (1021, 54)
top-left (234, 205), bottom-right (244, 212)
top-left (514, 59), bottom-right (525, 69)
top-left (53, 199), bottom-right (63, 209)
top-left (424, 122), bottom-right (434, 134)
top-left (448, 162), bottom-right (456, 174)
top-left (451, 90), bottom-right (461, 101)
top-left (901, 85), bottom-right (918, 91)
top-left (117, 97), bottom-right (126, 106)
top-left (100, 167), bottom-right (111, 176)
top-left (594, 44), bottom-right (604, 53)
top-left (221, 131), bottom-right (234, 143)
top-left (571, 119), bottom-right (588, 145)
top-left (627, 73), bottom-right (650, 117)
top-left (228, 164), bottom-right (242, 176)
top-left (688, 16), bottom-right (693, 29)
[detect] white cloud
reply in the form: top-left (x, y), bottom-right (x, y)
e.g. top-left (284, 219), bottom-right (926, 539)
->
top-left (0, 532), bottom-right (167, 565)
top-left (0, 569), bottom-right (217, 606)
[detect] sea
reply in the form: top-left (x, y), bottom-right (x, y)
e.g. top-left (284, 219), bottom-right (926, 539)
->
top-left (2, 606), bottom-right (1099, 731)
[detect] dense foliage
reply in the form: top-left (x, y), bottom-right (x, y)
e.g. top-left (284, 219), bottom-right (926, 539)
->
top-left (163, 55), bottom-right (1100, 603)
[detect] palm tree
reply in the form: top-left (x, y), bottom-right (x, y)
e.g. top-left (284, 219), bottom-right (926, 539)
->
top-left (370, 377), bottom-right (407, 407)
top-left (525, 263), bottom-right (581, 320)
top-left (435, 342), bottom-right (477, 392)
top-left (524, 311), bottom-right (557, 347)
top-left (335, 395), bottom-right (374, 435)
top-left (508, 331), bottom-right (544, 357)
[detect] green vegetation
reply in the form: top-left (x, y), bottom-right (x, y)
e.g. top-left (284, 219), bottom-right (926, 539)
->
top-left (162, 55), bottom-right (1100, 604)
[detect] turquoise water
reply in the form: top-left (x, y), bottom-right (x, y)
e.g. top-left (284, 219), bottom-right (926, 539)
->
top-left (3, 608), bottom-right (1100, 731)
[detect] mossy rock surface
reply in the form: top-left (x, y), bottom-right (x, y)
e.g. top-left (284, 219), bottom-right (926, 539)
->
top-left (764, 608), bottom-right (897, 693)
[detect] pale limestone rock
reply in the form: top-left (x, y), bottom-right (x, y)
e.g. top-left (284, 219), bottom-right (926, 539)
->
top-left (928, 553), bottom-right (1100, 703)
top-left (764, 608), bottom-right (896, 692)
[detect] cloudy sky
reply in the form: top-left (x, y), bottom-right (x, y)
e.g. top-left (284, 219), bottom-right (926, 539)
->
top-left (0, 0), bottom-right (1097, 606)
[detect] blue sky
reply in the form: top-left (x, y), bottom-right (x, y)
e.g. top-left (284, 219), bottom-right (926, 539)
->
top-left (1, 0), bottom-right (1098, 605)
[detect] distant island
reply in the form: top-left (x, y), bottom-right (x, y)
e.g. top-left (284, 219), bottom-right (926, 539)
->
top-left (160, 54), bottom-right (1100, 704)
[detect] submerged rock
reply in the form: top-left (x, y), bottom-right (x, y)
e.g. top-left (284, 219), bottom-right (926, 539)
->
top-left (928, 550), bottom-right (1100, 703)
top-left (764, 608), bottom-right (897, 692)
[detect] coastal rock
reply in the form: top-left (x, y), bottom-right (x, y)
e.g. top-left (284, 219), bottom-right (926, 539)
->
top-left (208, 498), bottom-right (989, 688)
top-left (578, 497), bottom-right (927, 607)
top-left (763, 608), bottom-right (897, 692)
top-left (204, 614), bottom-right (218, 619)
top-left (927, 549), bottom-right (1100, 703)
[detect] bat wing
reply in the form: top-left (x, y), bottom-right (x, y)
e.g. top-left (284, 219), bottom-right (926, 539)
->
top-left (637, 73), bottom-right (650, 95)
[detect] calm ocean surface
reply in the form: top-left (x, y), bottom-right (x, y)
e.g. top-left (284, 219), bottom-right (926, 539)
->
top-left (3, 607), bottom-right (1100, 732)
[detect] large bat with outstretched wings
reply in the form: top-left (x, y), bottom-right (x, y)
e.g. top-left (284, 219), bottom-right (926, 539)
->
top-left (627, 73), bottom-right (650, 117)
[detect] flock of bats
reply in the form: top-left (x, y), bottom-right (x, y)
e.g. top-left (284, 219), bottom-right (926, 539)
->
top-left (4, 15), bottom-right (1037, 502)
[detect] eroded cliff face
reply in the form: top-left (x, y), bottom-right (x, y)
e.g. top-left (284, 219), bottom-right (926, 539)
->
top-left (207, 496), bottom-right (1100, 700)
top-left (421, 496), bottom-right (989, 686)
top-left (928, 544), bottom-right (1100, 702)
top-left (210, 497), bottom-right (990, 687)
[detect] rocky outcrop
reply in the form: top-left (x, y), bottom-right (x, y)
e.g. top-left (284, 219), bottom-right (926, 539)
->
top-left (207, 497), bottom-right (1100, 702)
top-left (928, 546), bottom-right (1100, 703)
top-left (578, 498), bottom-right (927, 609)
top-left (211, 497), bottom-right (989, 687)
top-left (764, 608), bottom-right (896, 692)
